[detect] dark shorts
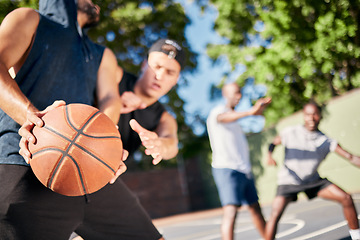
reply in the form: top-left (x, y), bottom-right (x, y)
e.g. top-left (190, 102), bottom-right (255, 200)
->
top-left (276, 178), bottom-right (333, 202)
top-left (212, 168), bottom-right (259, 207)
top-left (0, 164), bottom-right (162, 240)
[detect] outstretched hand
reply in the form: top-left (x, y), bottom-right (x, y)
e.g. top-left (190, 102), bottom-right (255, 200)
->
top-left (18, 100), bottom-right (66, 163)
top-left (129, 119), bottom-right (164, 165)
top-left (253, 97), bottom-right (272, 115)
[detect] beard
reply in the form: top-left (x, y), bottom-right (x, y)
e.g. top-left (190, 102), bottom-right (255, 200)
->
top-left (77, 1), bottom-right (100, 28)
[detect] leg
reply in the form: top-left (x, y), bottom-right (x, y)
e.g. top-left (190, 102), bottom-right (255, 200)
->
top-left (317, 184), bottom-right (359, 230)
top-left (0, 165), bottom-right (83, 240)
top-left (248, 201), bottom-right (266, 238)
top-left (265, 196), bottom-right (292, 240)
top-left (76, 179), bottom-right (162, 240)
top-left (221, 205), bottom-right (238, 240)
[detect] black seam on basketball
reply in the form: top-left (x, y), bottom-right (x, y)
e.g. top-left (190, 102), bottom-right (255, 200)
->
top-left (42, 126), bottom-right (72, 142)
top-left (65, 106), bottom-right (101, 134)
top-left (64, 107), bottom-right (117, 172)
top-left (34, 148), bottom-right (88, 195)
top-left (75, 144), bottom-right (116, 173)
top-left (46, 106), bottom-right (102, 194)
top-left (40, 126), bottom-right (117, 173)
top-left (79, 133), bottom-right (120, 139)
top-left (43, 125), bottom-right (119, 142)
top-left (34, 106), bottom-right (118, 195)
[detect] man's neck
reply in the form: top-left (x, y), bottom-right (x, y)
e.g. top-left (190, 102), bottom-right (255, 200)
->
top-left (225, 102), bottom-right (236, 110)
top-left (133, 83), bottom-right (157, 107)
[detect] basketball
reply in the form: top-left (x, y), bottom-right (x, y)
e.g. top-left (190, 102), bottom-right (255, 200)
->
top-left (28, 103), bottom-right (123, 196)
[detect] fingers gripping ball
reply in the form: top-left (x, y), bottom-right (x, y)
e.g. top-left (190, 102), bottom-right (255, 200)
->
top-left (28, 104), bottom-right (123, 196)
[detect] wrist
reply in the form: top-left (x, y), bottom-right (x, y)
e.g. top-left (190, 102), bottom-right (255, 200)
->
top-left (268, 143), bottom-right (275, 153)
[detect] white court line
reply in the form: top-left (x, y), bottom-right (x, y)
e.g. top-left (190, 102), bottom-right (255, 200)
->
top-left (159, 197), bottom-right (360, 240)
top-left (276, 219), bottom-right (305, 239)
top-left (196, 225), bottom-right (255, 240)
top-left (291, 215), bottom-right (360, 240)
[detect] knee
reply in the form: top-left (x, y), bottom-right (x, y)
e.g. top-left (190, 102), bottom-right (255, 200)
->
top-left (223, 210), bottom-right (237, 220)
top-left (249, 202), bottom-right (263, 215)
top-left (223, 205), bottom-right (238, 222)
top-left (340, 193), bottom-right (354, 207)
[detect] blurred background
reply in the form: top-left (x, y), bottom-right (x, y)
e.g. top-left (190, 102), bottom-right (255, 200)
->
top-left (1, 0), bottom-right (360, 219)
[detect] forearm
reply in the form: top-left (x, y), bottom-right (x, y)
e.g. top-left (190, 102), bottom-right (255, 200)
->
top-left (217, 109), bottom-right (253, 123)
top-left (98, 95), bottom-right (121, 124)
top-left (96, 48), bottom-right (121, 124)
top-left (0, 63), bottom-right (37, 125)
top-left (335, 144), bottom-right (360, 167)
top-left (158, 137), bottom-right (178, 160)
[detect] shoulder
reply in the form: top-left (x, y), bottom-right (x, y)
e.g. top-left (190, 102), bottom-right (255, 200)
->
top-left (209, 105), bottom-right (226, 115)
top-left (281, 125), bottom-right (300, 133)
top-left (101, 48), bottom-right (116, 63)
top-left (315, 129), bottom-right (335, 142)
top-left (98, 48), bottom-right (117, 71)
top-left (2, 8), bottom-right (39, 28)
top-left (158, 111), bottom-right (177, 129)
top-left (0, 8), bottom-right (40, 67)
top-left (279, 125), bottom-right (300, 139)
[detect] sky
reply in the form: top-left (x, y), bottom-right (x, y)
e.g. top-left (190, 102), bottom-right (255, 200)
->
top-left (175, 1), bottom-right (267, 135)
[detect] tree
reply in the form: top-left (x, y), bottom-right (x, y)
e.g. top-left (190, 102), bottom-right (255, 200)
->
top-left (0, 0), bottom-right (199, 170)
top-left (202, 0), bottom-right (360, 125)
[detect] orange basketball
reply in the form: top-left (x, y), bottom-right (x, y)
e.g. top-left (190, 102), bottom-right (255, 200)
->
top-left (28, 103), bottom-right (123, 196)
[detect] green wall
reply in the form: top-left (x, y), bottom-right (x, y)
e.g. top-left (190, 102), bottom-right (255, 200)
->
top-left (249, 88), bottom-right (360, 205)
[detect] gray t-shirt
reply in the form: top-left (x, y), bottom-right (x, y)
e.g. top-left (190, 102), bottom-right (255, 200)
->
top-left (277, 125), bottom-right (337, 185)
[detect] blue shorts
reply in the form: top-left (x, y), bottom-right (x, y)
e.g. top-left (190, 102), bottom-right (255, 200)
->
top-left (212, 168), bottom-right (259, 207)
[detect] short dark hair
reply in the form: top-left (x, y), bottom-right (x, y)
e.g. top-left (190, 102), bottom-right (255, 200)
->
top-left (303, 100), bottom-right (322, 114)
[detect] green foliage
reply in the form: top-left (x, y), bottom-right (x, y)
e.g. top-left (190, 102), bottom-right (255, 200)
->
top-left (0, 0), bottom-right (38, 22)
top-left (86, 0), bottom-right (196, 73)
top-left (202, 0), bottom-right (360, 125)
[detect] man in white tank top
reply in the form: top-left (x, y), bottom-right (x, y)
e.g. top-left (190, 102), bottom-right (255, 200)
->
top-left (207, 82), bottom-right (271, 240)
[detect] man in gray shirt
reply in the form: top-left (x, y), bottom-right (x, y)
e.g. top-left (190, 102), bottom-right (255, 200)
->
top-left (265, 102), bottom-right (360, 240)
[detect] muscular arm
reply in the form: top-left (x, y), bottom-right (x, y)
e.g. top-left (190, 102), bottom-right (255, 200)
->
top-left (0, 8), bottom-right (40, 125)
top-left (96, 48), bottom-right (122, 124)
top-left (334, 144), bottom-right (360, 168)
top-left (217, 97), bottom-right (271, 123)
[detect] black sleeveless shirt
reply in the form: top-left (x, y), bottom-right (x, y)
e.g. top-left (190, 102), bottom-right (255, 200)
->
top-left (118, 72), bottom-right (165, 155)
top-left (0, 0), bottom-right (104, 165)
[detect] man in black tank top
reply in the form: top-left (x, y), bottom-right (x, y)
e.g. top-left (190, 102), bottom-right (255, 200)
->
top-left (0, 1), bottom-right (167, 239)
top-left (117, 39), bottom-right (186, 166)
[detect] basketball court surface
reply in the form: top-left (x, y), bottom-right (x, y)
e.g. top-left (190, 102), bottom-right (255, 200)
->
top-left (154, 193), bottom-right (360, 240)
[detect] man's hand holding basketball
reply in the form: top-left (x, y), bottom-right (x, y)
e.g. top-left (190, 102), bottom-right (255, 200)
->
top-left (109, 149), bottom-right (128, 184)
top-left (18, 100), bottom-right (66, 163)
top-left (129, 119), bottom-right (165, 165)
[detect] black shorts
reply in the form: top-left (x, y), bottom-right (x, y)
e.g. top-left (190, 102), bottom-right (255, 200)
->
top-left (0, 164), bottom-right (162, 240)
top-left (276, 178), bottom-right (333, 202)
